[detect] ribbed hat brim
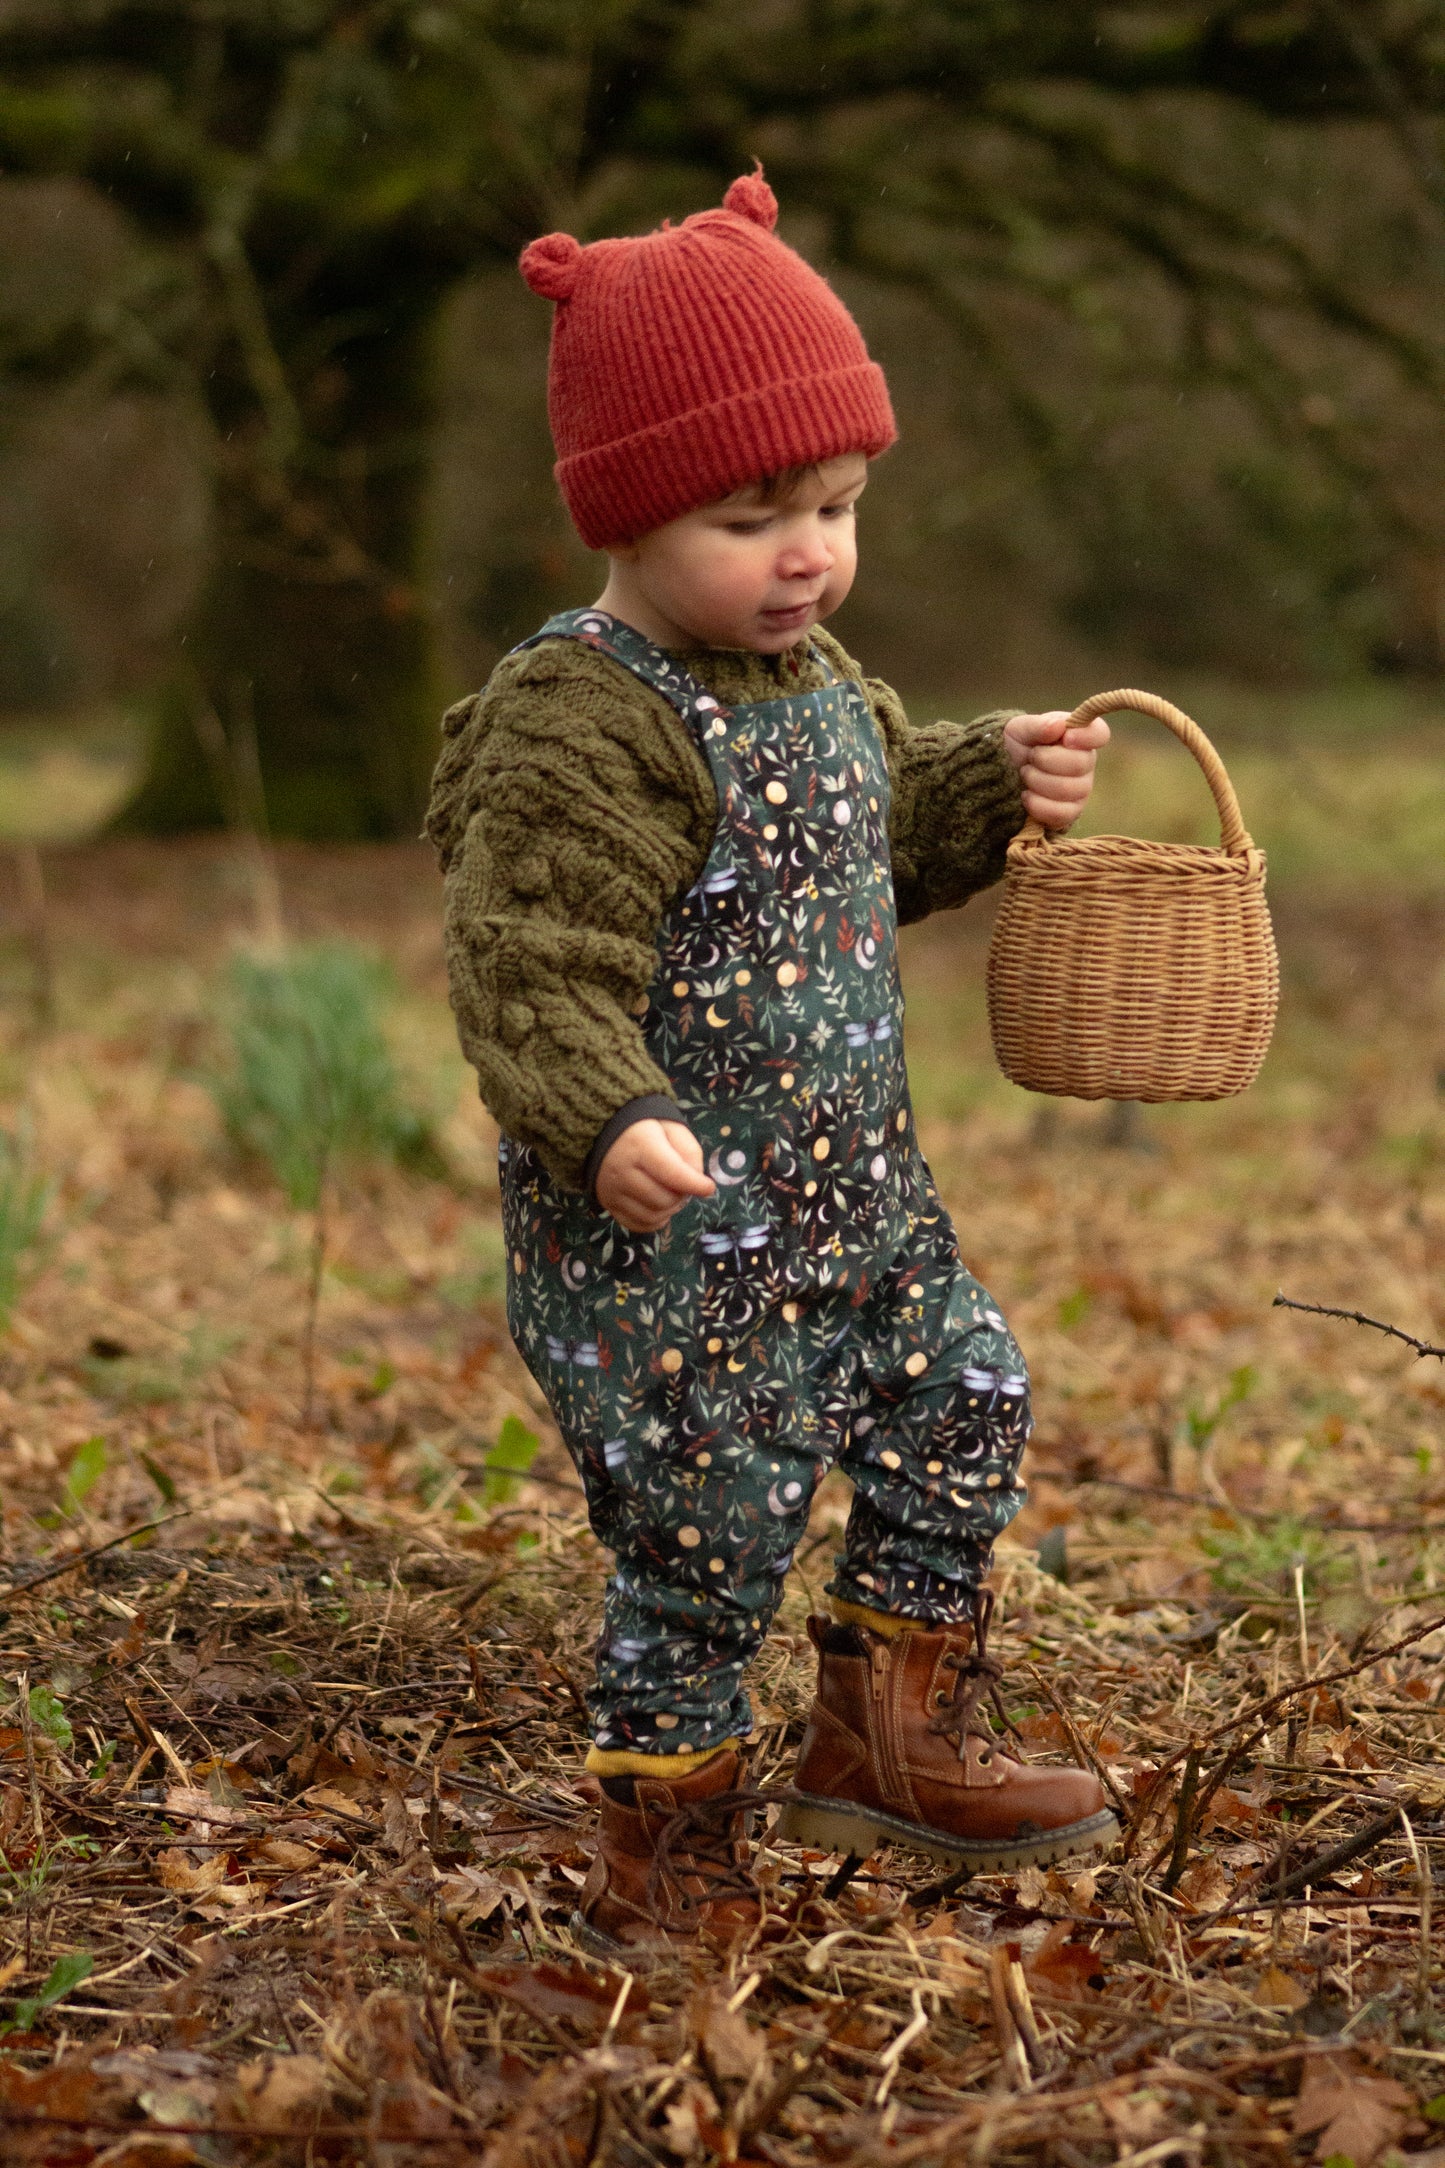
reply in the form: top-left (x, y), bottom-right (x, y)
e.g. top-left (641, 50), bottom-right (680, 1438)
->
top-left (557, 362), bottom-right (897, 550)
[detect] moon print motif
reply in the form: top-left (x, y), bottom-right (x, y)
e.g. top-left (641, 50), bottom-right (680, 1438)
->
top-left (493, 611), bottom-right (1030, 1756)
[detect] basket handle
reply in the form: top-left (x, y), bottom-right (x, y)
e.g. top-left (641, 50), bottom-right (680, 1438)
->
top-left (1018, 688), bottom-right (1253, 856)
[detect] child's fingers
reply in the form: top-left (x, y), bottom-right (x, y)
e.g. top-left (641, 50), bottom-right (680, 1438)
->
top-left (1025, 778), bottom-right (1093, 814)
top-left (1022, 791), bottom-right (1083, 829)
top-left (1024, 743), bottom-right (1098, 778)
top-left (1022, 758), bottom-right (1094, 796)
top-left (607, 1200), bottom-right (674, 1232)
top-left (653, 1124), bottom-right (716, 1196)
top-left (1063, 717), bottom-right (1110, 750)
top-left (1005, 709), bottom-right (1072, 746)
top-left (619, 1166), bottom-right (690, 1214)
top-left (1022, 761), bottom-right (1099, 826)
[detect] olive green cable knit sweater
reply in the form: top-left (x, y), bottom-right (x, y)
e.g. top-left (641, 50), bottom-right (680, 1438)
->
top-left (426, 626), bottom-right (1024, 1194)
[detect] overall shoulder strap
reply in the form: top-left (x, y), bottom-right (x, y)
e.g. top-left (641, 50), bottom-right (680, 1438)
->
top-left (512, 609), bottom-right (725, 739)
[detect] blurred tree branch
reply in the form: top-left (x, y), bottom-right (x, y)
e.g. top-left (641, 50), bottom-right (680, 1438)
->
top-left (0, 0), bottom-right (1441, 831)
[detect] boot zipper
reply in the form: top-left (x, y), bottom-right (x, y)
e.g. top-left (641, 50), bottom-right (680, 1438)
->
top-left (870, 1642), bottom-right (888, 1701)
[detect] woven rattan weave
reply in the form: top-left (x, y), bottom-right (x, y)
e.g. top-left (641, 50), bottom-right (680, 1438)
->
top-left (985, 689), bottom-right (1279, 1101)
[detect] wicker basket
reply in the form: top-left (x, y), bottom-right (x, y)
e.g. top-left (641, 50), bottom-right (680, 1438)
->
top-left (985, 689), bottom-right (1279, 1102)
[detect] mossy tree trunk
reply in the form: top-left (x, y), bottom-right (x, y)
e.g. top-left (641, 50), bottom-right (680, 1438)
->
top-left (121, 296), bottom-right (446, 841)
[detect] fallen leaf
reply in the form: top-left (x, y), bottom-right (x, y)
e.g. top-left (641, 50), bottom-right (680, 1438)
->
top-left (1014, 1864), bottom-right (1048, 1909)
top-left (234, 2052), bottom-right (332, 2124)
top-left (439, 1865), bottom-right (520, 1922)
top-left (1254, 1964), bottom-right (1310, 2010)
top-left (1026, 1920), bottom-right (1109, 1994)
top-left (92, 2050), bottom-right (215, 2100)
top-left (301, 1785), bottom-right (371, 1822)
top-left (137, 2079), bottom-right (219, 2127)
top-left (934, 1938), bottom-right (987, 2003)
top-left (0, 2060), bottom-right (105, 2122)
top-left (193, 1883), bottom-right (255, 1914)
top-left (252, 1837), bottom-right (319, 1871)
top-left (156, 1848), bottom-right (227, 1895)
top-left (660, 2079), bottom-right (720, 2159)
top-left (1175, 1856), bottom-right (1232, 1912)
top-left (1102, 2089), bottom-right (1168, 2143)
top-left (473, 1960), bottom-right (648, 2035)
top-left (382, 1792), bottom-right (424, 1858)
top-left (693, 1989), bottom-right (768, 2087)
top-left (1201, 1785), bottom-right (1261, 1834)
top-left (93, 2138), bottom-right (205, 2167)
top-left (190, 1755), bottom-right (257, 1798)
top-left (1293, 2051), bottom-right (1416, 2165)
top-left (164, 1785), bottom-right (240, 1826)
top-left (1016, 1710), bottom-right (1070, 1752)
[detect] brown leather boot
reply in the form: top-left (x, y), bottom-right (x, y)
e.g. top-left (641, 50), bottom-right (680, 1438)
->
top-left (573, 1747), bottom-right (763, 1963)
top-left (778, 1595), bottom-right (1118, 1873)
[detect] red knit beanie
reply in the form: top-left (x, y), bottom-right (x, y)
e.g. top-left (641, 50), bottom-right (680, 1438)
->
top-left (519, 168), bottom-right (897, 550)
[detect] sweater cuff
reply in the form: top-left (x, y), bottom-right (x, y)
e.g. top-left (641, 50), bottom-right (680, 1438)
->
top-left (584, 1094), bottom-right (688, 1205)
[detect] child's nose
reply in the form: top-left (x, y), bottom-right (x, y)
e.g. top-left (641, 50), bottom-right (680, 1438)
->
top-left (777, 524), bottom-right (833, 580)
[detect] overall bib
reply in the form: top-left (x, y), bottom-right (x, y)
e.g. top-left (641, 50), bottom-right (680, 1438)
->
top-left (500, 611), bottom-right (1030, 1756)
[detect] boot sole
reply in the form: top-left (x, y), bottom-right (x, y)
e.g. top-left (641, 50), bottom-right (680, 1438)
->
top-left (776, 1794), bottom-right (1119, 1875)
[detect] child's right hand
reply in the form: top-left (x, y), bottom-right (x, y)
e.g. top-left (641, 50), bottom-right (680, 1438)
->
top-left (596, 1119), bottom-right (715, 1232)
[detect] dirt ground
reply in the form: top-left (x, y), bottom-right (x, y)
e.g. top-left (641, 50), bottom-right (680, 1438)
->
top-left (1, 833), bottom-right (1444, 2166)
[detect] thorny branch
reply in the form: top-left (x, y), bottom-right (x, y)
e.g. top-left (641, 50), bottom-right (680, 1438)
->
top-left (1274, 1290), bottom-right (1445, 1361)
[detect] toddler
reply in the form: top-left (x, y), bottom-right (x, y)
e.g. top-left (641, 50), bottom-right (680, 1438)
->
top-left (427, 169), bottom-right (1116, 1960)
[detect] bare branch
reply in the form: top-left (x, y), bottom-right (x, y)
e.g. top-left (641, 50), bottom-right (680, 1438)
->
top-left (1273, 1291), bottom-right (1445, 1361)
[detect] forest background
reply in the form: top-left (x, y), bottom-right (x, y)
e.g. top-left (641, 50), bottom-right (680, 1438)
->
top-left (2, 0), bottom-right (1445, 833)
top-left (0, 5), bottom-right (1444, 2165)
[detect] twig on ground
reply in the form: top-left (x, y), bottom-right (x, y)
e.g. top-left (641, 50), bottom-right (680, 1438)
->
top-left (1203, 1801), bottom-right (1409, 1923)
top-left (1160, 1747), bottom-right (1201, 1892)
top-left (1024, 1668), bottom-right (1133, 1819)
top-left (1398, 1806), bottom-right (1432, 2005)
top-left (0, 1502), bottom-right (213, 1596)
top-left (987, 1945), bottom-right (1031, 2090)
top-left (17, 1667), bottom-right (43, 1842)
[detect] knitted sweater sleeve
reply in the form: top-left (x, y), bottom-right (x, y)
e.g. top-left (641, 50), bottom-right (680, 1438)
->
top-left (425, 641), bottom-right (715, 1193)
top-left (812, 630), bottom-right (1026, 925)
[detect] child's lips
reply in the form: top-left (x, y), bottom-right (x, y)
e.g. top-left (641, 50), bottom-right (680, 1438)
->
top-left (759, 599), bottom-right (818, 629)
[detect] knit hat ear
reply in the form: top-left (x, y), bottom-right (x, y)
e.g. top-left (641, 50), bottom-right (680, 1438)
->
top-left (723, 166), bottom-right (778, 231)
top-left (520, 232), bottom-right (584, 301)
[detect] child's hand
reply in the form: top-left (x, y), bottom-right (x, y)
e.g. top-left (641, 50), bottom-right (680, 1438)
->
top-left (596, 1119), bottom-right (716, 1232)
top-left (1003, 710), bottom-right (1111, 830)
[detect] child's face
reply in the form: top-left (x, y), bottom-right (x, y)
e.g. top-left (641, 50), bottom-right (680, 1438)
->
top-left (600, 453), bottom-right (868, 653)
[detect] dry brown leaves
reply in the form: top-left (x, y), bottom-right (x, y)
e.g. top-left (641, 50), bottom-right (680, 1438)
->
top-left (0, 840), bottom-right (1442, 2165)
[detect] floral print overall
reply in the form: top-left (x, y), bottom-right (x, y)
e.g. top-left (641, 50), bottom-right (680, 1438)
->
top-left (501, 612), bottom-right (1030, 1755)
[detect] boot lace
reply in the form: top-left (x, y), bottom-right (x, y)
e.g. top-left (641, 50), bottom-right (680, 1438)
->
top-left (924, 1590), bottom-right (1020, 1763)
top-left (647, 1785), bottom-right (772, 1917)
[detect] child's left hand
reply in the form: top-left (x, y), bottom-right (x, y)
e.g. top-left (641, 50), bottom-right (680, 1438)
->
top-left (1002, 710), bottom-right (1110, 831)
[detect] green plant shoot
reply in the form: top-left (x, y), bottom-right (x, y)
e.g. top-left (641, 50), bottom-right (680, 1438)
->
top-left (210, 942), bottom-right (433, 1208)
top-left (481, 1414), bottom-right (541, 1507)
top-left (0, 1125), bottom-right (49, 1330)
top-left (3, 1952), bottom-right (94, 2036)
top-left (61, 1436), bottom-right (107, 1511)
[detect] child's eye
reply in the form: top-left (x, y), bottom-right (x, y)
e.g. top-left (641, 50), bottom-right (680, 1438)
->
top-left (821, 502), bottom-right (858, 520)
top-left (723, 518), bottom-right (772, 536)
